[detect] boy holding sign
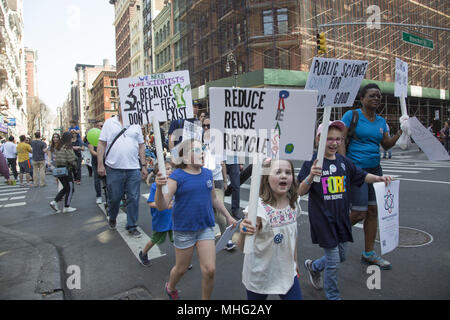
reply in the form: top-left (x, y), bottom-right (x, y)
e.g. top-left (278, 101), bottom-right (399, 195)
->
top-left (298, 121), bottom-right (392, 300)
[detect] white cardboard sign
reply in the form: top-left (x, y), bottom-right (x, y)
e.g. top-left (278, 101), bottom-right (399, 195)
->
top-left (209, 87), bottom-right (317, 161)
top-left (305, 57), bottom-right (368, 108)
top-left (374, 180), bottom-right (400, 255)
top-left (408, 117), bottom-right (450, 161)
top-left (395, 58), bottom-right (408, 98)
top-left (118, 70), bottom-right (193, 127)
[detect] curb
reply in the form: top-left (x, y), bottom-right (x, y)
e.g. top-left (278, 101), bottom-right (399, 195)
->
top-left (0, 225), bottom-right (64, 300)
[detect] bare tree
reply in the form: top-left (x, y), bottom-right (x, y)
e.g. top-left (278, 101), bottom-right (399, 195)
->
top-left (27, 97), bottom-right (49, 134)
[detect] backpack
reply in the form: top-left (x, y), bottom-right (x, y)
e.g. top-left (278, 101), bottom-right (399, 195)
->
top-left (345, 110), bottom-right (359, 149)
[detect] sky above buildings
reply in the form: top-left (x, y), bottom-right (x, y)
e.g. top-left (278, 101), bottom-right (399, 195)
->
top-left (23, 0), bottom-right (116, 112)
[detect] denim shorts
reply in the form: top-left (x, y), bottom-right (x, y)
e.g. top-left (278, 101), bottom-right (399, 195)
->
top-left (173, 227), bottom-right (215, 249)
top-left (350, 165), bottom-right (383, 212)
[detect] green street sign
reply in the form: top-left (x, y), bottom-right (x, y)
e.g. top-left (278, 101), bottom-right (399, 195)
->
top-left (402, 32), bottom-right (434, 49)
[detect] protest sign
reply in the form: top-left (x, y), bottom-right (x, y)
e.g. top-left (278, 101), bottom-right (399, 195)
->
top-left (395, 58), bottom-right (408, 99)
top-left (305, 57), bottom-right (368, 108)
top-left (408, 117), bottom-right (450, 161)
top-left (118, 70), bottom-right (193, 127)
top-left (209, 87), bottom-right (317, 161)
top-left (374, 180), bottom-right (400, 255)
top-left (306, 57), bottom-right (368, 182)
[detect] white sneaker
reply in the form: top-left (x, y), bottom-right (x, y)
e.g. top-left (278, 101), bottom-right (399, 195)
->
top-left (49, 201), bottom-right (58, 212)
top-left (96, 197), bottom-right (102, 204)
top-left (63, 207), bottom-right (77, 213)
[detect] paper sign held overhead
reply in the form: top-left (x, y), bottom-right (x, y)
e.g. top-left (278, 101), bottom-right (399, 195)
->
top-left (209, 87), bottom-right (317, 161)
top-left (305, 57), bottom-right (368, 108)
top-left (395, 58), bottom-right (408, 98)
top-left (118, 70), bottom-right (193, 127)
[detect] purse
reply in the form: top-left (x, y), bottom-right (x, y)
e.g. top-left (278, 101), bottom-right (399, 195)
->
top-left (52, 167), bottom-right (68, 177)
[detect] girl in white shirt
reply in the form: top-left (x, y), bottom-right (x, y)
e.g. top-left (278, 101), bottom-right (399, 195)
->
top-left (238, 159), bottom-right (302, 300)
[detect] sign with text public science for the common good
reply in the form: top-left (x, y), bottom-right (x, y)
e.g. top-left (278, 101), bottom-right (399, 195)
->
top-left (118, 70), bottom-right (193, 127)
top-left (209, 87), bottom-right (317, 161)
top-left (305, 57), bottom-right (368, 108)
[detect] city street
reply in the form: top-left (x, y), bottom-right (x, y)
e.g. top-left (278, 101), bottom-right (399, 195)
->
top-left (1, 146), bottom-right (449, 300)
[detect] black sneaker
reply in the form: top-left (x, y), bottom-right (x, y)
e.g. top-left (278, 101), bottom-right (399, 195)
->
top-left (128, 229), bottom-right (142, 238)
top-left (108, 219), bottom-right (116, 230)
top-left (139, 250), bottom-right (152, 267)
top-left (304, 259), bottom-right (323, 289)
top-left (225, 240), bottom-right (236, 251)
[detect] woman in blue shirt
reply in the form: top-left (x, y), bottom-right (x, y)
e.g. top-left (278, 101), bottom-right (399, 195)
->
top-left (155, 138), bottom-right (236, 300)
top-left (340, 83), bottom-right (402, 270)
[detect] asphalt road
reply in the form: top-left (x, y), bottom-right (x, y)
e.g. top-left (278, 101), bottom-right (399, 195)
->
top-left (1, 148), bottom-right (449, 300)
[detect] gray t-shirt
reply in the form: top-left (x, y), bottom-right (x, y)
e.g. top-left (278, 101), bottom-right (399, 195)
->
top-left (30, 140), bottom-right (47, 161)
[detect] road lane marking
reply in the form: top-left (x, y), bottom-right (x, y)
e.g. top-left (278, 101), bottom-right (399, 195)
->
top-left (382, 169), bottom-right (420, 174)
top-left (397, 178), bottom-right (450, 185)
top-left (382, 166), bottom-right (435, 171)
top-left (0, 202), bottom-right (26, 208)
top-left (97, 203), bottom-right (166, 262)
top-left (0, 191), bottom-right (28, 196)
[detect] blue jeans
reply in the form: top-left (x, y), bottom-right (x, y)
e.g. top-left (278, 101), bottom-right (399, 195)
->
top-left (246, 276), bottom-right (302, 300)
top-left (92, 163), bottom-right (101, 197)
top-left (106, 167), bottom-right (141, 231)
top-left (226, 164), bottom-right (240, 216)
top-left (312, 242), bottom-right (348, 300)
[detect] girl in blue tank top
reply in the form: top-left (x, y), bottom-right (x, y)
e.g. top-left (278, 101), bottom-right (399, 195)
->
top-left (155, 139), bottom-right (237, 300)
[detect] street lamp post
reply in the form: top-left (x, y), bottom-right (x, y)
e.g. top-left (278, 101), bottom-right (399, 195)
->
top-left (226, 52), bottom-right (238, 88)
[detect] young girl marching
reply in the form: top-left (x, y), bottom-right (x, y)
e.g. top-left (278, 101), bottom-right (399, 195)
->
top-left (297, 121), bottom-right (392, 300)
top-left (155, 139), bottom-right (236, 300)
top-left (238, 158), bottom-right (302, 300)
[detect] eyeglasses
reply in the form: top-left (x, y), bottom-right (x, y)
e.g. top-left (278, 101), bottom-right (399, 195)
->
top-left (327, 137), bottom-right (343, 143)
top-left (367, 94), bottom-right (382, 99)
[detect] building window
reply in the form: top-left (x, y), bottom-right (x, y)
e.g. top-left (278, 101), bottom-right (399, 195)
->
top-left (279, 49), bottom-right (290, 69)
top-left (263, 8), bottom-right (288, 35)
top-left (277, 8), bottom-right (288, 34)
top-left (264, 49), bottom-right (275, 68)
top-left (263, 10), bottom-right (273, 35)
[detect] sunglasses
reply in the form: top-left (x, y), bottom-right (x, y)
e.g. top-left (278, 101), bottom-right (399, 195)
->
top-left (203, 124), bottom-right (210, 129)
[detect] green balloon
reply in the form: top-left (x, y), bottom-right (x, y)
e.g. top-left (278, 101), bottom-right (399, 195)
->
top-left (87, 128), bottom-right (101, 147)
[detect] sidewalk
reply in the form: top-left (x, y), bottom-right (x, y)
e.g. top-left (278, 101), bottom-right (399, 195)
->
top-left (0, 225), bottom-right (63, 300)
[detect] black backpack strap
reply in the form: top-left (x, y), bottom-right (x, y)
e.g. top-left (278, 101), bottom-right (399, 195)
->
top-left (345, 110), bottom-right (359, 147)
top-left (104, 128), bottom-right (127, 165)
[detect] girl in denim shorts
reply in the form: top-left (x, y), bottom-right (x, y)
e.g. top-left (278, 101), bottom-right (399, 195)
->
top-left (155, 139), bottom-right (237, 300)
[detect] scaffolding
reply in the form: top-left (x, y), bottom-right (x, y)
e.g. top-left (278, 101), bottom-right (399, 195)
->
top-left (177, 0), bottom-right (449, 130)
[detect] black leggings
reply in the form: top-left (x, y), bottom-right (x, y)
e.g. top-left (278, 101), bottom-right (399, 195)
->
top-left (55, 170), bottom-right (75, 207)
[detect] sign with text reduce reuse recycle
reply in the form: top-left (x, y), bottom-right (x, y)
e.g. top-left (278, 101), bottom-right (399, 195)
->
top-left (209, 87), bottom-right (317, 161)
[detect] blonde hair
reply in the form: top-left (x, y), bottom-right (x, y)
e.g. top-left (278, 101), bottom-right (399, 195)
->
top-left (259, 159), bottom-right (298, 209)
top-left (174, 138), bottom-right (202, 169)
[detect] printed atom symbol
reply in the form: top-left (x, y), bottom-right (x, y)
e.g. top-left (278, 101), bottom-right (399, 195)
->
top-left (384, 190), bottom-right (395, 214)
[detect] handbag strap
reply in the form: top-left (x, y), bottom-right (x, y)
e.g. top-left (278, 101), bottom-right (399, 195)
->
top-left (104, 128), bottom-right (127, 165)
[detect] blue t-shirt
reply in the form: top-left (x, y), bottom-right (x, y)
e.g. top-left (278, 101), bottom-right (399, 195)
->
top-left (341, 109), bottom-right (388, 168)
top-left (148, 183), bottom-right (173, 232)
top-left (298, 153), bottom-right (367, 248)
top-left (169, 167), bottom-right (215, 231)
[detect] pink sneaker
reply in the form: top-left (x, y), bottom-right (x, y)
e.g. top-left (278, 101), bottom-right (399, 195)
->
top-left (165, 282), bottom-right (180, 300)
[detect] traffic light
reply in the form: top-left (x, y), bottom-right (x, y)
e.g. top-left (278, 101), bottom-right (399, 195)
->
top-left (317, 32), bottom-right (328, 54)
